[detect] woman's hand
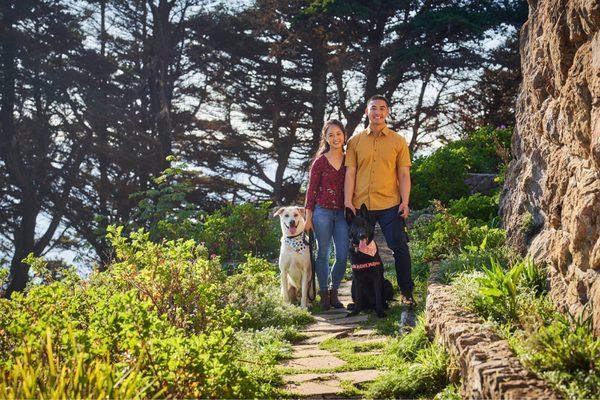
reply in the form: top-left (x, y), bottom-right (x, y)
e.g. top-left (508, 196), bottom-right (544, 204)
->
top-left (304, 217), bottom-right (313, 232)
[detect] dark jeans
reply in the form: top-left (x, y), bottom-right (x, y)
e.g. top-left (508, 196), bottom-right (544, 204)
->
top-left (368, 205), bottom-right (413, 294)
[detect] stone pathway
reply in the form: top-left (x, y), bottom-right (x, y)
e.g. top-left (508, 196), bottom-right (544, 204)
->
top-left (279, 280), bottom-right (390, 397)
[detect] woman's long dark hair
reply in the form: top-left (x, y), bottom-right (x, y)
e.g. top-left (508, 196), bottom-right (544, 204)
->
top-left (311, 119), bottom-right (347, 165)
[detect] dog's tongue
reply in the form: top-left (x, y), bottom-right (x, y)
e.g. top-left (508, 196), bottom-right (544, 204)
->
top-left (358, 239), bottom-right (376, 257)
top-left (289, 226), bottom-right (297, 235)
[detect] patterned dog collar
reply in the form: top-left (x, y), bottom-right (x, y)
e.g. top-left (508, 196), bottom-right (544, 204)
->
top-left (285, 235), bottom-right (307, 253)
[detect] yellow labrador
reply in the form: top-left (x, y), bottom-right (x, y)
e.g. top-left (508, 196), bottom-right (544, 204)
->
top-left (274, 206), bottom-right (314, 308)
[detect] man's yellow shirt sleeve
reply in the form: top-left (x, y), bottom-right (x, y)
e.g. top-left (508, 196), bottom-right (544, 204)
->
top-left (396, 137), bottom-right (412, 167)
top-left (345, 136), bottom-right (357, 168)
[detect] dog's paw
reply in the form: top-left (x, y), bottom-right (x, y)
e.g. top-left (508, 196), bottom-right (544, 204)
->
top-left (377, 311), bottom-right (387, 318)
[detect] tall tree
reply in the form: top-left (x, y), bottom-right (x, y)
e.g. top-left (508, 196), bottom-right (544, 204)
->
top-left (0, 0), bottom-right (89, 295)
top-left (453, 33), bottom-right (523, 134)
top-left (315, 0), bottom-right (527, 152)
top-left (189, 1), bottom-right (334, 204)
top-left (59, 0), bottom-right (230, 264)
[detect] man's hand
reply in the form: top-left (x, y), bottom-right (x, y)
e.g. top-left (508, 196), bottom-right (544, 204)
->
top-left (398, 203), bottom-right (410, 219)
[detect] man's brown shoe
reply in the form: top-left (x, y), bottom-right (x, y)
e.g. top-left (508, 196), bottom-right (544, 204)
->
top-left (329, 289), bottom-right (344, 309)
top-left (400, 292), bottom-right (416, 307)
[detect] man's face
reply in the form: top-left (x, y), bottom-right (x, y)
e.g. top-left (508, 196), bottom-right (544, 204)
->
top-left (365, 99), bottom-right (389, 125)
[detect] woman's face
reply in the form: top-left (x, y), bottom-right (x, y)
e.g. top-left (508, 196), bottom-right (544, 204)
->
top-left (326, 125), bottom-right (345, 150)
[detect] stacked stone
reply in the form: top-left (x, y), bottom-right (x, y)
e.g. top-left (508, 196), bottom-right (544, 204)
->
top-left (425, 278), bottom-right (560, 399)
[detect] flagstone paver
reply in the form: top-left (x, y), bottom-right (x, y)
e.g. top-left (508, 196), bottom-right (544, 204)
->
top-left (301, 331), bottom-right (349, 345)
top-left (292, 347), bottom-right (334, 358)
top-left (284, 380), bottom-right (341, 396)
top-left (279, 279), bottom-right (393, 397)
top-left (281, 355), bottom-right (347, 370)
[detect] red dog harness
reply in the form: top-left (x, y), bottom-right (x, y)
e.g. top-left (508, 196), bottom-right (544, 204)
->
top-left (351, 261), bottom-right (381, 270)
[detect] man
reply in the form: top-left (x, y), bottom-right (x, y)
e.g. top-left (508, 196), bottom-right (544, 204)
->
top-left (344, 95), bottom-right (415, 305)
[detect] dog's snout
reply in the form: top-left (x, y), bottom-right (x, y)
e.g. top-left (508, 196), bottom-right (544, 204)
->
top-left (289, 220), bottom-right (296, 228)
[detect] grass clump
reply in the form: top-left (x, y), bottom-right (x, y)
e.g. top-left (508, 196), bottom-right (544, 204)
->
top-left (366, 340), bottom-right (449, 399)
top-left (365, 317), bottom-right (450, 398)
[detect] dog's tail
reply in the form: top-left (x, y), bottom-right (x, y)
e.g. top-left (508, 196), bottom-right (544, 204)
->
top-left (307, 231), bottom-right (317, 302)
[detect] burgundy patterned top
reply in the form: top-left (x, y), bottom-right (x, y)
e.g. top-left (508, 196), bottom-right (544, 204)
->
top-left (305, 154), bottom-right (346, 211)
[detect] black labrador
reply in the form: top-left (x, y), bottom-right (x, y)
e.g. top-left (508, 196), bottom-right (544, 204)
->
top-left (346, 204), bottom-right (394, 318)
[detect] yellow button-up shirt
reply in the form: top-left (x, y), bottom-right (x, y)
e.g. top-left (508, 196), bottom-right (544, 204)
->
top-left (345, 126), bottom-right (411, 211)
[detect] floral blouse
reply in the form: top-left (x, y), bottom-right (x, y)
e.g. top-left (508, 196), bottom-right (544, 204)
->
top-left (305, 155), bottom-right (346, 210)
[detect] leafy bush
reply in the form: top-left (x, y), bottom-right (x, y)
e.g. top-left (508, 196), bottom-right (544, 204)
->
top-left (199, 202), bottom-right (280, 262)
top-left (0, 227), bottom-right (309, 398)
top-left (445, 126), bottom-right (512, 173)
top-left (421, 209), bottom-right (505, 261)
top-left (523, 310), bottom-right (600, 399)
top-left (448, 193), bottom-right (498, 224)
top-left (410, 126), bottom-right (512, 209)
top-left (472, 258), bottom-right (523, 324)
top-left (411, 148), bottom-right (470, 209)
top-left (437, 246), bottom-right (515, 284)
top-left (225, 256), bottom-right (312, 331)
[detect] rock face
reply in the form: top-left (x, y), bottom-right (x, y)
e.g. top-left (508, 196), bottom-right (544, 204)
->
top-left (500, 0), bottom-right (600, 334)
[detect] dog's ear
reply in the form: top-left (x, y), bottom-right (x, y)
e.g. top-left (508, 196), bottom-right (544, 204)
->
top-left (297, 207), bottom-right (306, 218)
top-left (360, 203), bottom-right (370, 220)
top-left (273, 207), bottom-right (285, 217)
top-left (345, 207), bottom-right (355, 225)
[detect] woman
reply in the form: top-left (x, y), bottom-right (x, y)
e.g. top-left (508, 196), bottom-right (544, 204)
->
top-left (305, 119), bottom-right (348, 310)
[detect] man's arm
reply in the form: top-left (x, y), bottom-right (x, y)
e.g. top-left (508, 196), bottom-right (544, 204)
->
top-left (397, 166), bottom-right (411, 218)
top-left (344, 166), bottom-right (357, 215)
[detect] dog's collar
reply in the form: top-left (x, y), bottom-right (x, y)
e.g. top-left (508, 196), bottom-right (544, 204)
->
top-left (285, 235), bottom-right (307, 253)
top-left (286, 232), bottom-right (304, 239)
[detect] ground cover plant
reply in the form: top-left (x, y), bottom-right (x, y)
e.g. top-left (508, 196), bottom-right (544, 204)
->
top-left (0, 223), bottom-right (311, 398)
top-left (450, 257), bottom-right (600, 399)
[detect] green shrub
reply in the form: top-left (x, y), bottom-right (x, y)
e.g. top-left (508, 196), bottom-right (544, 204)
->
top-left (448, 193), bottom-right (498, 224)
top-left (526, 311), bottom-right (600, 399)
top-left (472, 258), bottom-right (523, 324)
top-left (437, 246), bottom-right (515, 284)
top-left (410, 126), bottom-right (512, 209)
top-left (0, 227), bottom-right (307, 398)
top-left (446, 126), bottom-right (512, 173)
top-left (225, 256), bottom-right (312, 330)
top-left (421, 208), bottom-right (505, 261)
top-left (131, 157), bottom-right (204, 242)
top-left (199, 203), bottom-right (280, 262)
top-left (520, 258), bottom-right (548, 297)
top-left (411, 148), bottom-right (470, 209)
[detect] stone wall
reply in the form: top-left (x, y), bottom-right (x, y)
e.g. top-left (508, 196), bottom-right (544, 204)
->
top-left (426, 265), bottom-right (559, 399)
top-left (500, 0), bottom-right (600, 334)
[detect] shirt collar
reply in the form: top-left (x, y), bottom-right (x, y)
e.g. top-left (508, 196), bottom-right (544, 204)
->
top-left (366, 126), bottom-right (390, 136)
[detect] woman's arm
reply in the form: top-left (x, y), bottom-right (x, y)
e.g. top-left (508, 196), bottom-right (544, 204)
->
top-left (304, 158), bottom-right (322, 230)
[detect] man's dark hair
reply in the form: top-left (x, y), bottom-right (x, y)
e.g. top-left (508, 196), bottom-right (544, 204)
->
top-left (368, 94), bottom-right (390, 108)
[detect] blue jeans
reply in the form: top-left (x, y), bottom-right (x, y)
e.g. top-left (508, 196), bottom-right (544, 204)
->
top-left (312, 205), bottom-right (349, 291)
top-left (368, 205), bottom-right (414, 294)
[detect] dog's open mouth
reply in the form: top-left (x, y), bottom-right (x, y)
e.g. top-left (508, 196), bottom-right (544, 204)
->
top-left (285, 223), bottom-right (298, 235)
